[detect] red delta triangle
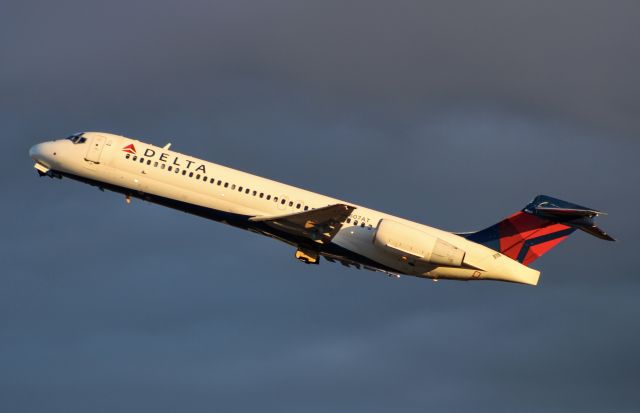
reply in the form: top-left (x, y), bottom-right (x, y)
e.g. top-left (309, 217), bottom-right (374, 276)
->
top-left (122, 144), bottom-right (137, 154)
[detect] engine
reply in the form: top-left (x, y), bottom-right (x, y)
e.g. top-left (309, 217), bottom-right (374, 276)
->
top-left (374, 219), bottom-right (465, 267)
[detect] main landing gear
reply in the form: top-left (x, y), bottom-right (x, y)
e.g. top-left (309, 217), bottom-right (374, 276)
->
top-left (295, 247), bottom-right (320, 265)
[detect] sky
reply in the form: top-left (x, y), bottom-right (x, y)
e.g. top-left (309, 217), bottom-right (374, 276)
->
top-left (1, 1), bottom-right (639, 412)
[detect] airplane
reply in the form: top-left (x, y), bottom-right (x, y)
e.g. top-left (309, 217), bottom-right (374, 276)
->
top-left (29, 132), bottom-right (614, 285)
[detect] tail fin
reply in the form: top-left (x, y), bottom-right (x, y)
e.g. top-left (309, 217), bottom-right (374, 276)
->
top-left (465, 195), bottom-right (614, 266)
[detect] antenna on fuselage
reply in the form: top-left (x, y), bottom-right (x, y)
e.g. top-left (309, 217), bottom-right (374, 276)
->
top-left (163, 143), bottom-right (172, 150)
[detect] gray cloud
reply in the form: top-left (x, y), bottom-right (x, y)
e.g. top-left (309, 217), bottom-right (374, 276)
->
top-left (1, 1), bottom-right (639, 412)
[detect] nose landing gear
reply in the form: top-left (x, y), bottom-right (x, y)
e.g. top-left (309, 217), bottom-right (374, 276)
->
top-left (33, 163), bottom-right (61, 179)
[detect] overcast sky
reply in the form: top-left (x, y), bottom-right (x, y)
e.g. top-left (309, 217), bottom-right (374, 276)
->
top-left (1, 1), bottom-right (639, 412)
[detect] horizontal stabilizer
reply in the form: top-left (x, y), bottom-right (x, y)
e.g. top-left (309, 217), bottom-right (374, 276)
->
top-left (524, 195), bottom-right (614, 241)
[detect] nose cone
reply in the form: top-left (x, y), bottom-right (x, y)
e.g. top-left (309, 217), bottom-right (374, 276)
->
top-left (29, 141), bottom-right (57, 167)
top-left (29, 143), bottom-right (43, 160)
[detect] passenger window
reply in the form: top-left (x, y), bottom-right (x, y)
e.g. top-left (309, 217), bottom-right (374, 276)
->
top-left (168, 166), bottom-right (172, 171)
top-left (210, 178), bottom-right (215, 183)
top-left (304, 206), bottom-right (309, 211)
top-left (296, 203), bottom-right (301, 209)
top-left (224, 183), bottom-right (229, 188)
top-left (196, 174), bottom-right (200, 179)
top-left (147, 160), bottom-right (151, 165)
top-left (246, 189), bottom-right (250, 194)
top-left (347, 218), bottom-right (351, 223)
top-left (281, 199), bottom-right (286, 205)
top-left (154, 161), bottom-right (158, 167)
top-left (202, 176), bottom-right (207, 181)
top-left (140, 158), bottom-right (145, 163)
top-left (182, 170), bottom-right (187, 176)
top-left (238, 186), bottom-right (243, 192)
top-left (289, 201), bottom-right (293, 207)
top-left (132, 156), bottom-right (137, 161)
top-left (360, 222), bottom-right (365, 227)
top-left (274, 197), bottom-right (278, 202)
top-left (253, 190), bottom-right (257, 196)
top-left (125, 154), bottom-right (130, 159)
top-left (354, 221), bottom-right (358, 226)
top-left (217, 180), bottom-right (222, 186)
top-left (231, 184), bottom-right (236, 190)
top-left (161, 164), bottom-right (165, 169)
top-left (175, 168), bottom-right (180, 173)
top-left (189, 172), bottom-right (194, 177)
top-left (259, 193), bottom-right (264, 198)
top-left (267, 195), bottom-right (271, 200)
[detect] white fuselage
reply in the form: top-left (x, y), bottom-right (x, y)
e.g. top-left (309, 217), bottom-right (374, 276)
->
top-left (29, 132), bottom-right (540, 285)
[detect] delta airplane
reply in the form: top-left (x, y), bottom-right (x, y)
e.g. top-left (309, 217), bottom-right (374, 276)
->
top-left (29, 132), bottom-right (614, 285)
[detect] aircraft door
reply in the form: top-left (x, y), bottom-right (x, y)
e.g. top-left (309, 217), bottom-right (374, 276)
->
top-left (85, 135), bottom-right (105, 163)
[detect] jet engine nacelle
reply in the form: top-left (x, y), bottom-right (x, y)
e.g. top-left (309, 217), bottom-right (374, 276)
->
top-left (374, 219), bottom-right (465, 267)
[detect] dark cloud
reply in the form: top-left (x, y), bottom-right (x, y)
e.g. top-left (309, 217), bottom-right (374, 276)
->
top-left (1, 1), bottom-right (639, 412)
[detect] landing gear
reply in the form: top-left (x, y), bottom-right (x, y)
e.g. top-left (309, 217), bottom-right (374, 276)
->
top-left (34, 162), bottom-right (49, 176)
top-left (295, 247), bottom-right (320, 265)
top-left (33, 163), bottom-right (61, 179)
top-left (125, 194), bottom-right (131, 204)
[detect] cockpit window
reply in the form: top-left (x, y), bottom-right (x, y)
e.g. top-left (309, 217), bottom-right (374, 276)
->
top-left (66, 133), bottom-right (87, 144)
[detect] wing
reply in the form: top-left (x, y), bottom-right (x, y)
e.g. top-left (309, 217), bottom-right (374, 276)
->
top-left (249, 204), bottom-right (356, 244)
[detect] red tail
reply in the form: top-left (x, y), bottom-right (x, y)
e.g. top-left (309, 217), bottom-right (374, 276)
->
top-left (466, 195), bottom-right (613, 266)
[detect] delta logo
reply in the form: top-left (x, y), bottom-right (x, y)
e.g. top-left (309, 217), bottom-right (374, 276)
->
top-left (122, 144), bottom-right (137, 155)
top-left (122, 144), bottom-right (209, 174)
